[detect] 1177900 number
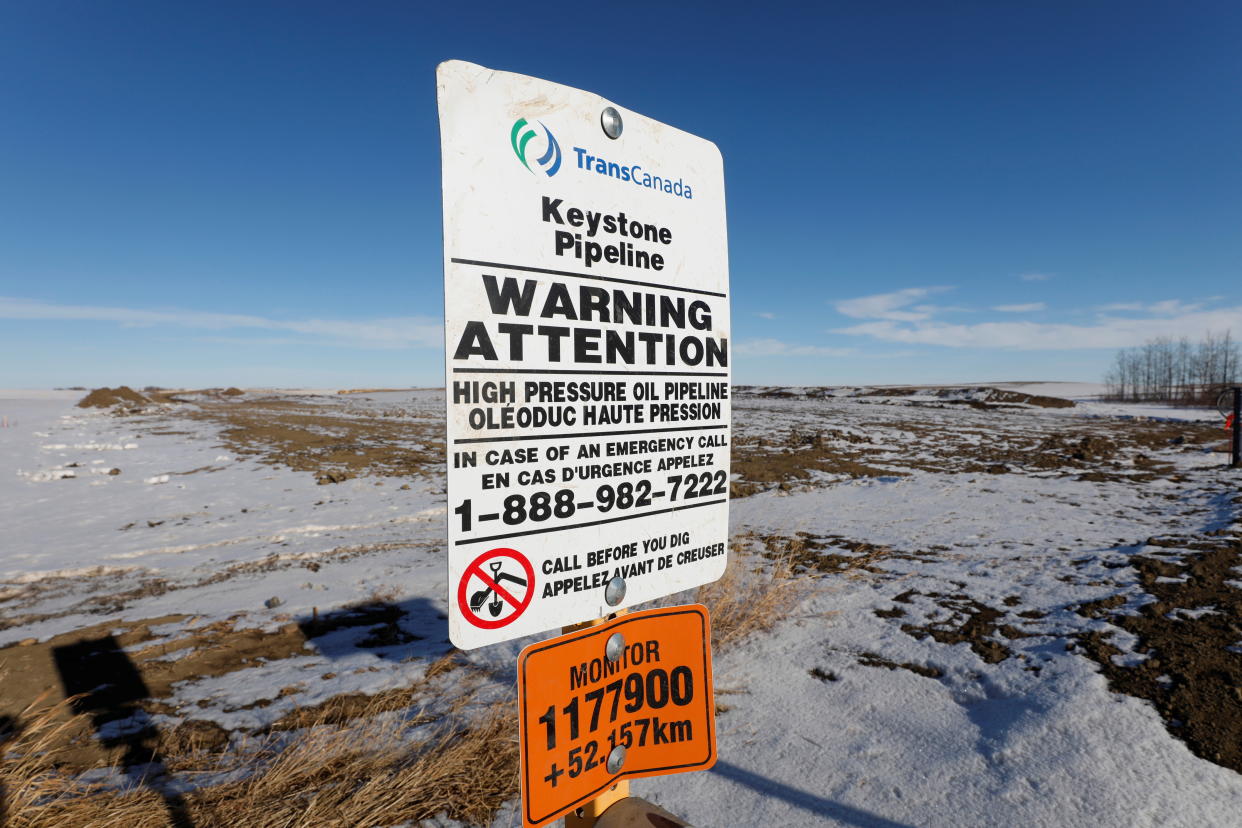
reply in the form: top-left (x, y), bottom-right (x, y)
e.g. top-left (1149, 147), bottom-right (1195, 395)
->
top-left (537, 666), bottom-right (695, 751)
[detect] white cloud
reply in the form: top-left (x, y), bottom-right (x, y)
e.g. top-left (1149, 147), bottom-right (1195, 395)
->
top-left (0, 297), bottom-right (442, 350)
top-left (1020, 272), bottom-right (1052, 281)
top-left (756, 311), bottom-right (776, 320)
top-left (1147, 299), bottom-right (1202, 316)
top-left (734, 338), bottom-right (854, 357)
top-left (993, 302), bottom-right (1046, 313)
top-left (1098, 299), bottom-right (1203, 316)
top-left (833, 304), bottom-right (1242, 351)
top-left (194, 336), bottom-right (330, 347)
top-left (834, 287), bottom-right (952, 321)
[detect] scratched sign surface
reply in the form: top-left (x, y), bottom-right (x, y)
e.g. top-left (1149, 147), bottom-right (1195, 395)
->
top-left (437, 61), bottom-right (731, 648)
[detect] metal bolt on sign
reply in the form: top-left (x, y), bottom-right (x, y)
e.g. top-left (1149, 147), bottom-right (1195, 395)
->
top-left (605, 633), bottom-right (626, 663)
top-left (601, 106), bottom-right (623, 139)
top-left (605, 576), bottom-right (626, 607)
top-left (606, 745), bottom-right (627, 774)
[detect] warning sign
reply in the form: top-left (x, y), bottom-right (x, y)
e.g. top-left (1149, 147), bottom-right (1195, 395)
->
top-left (438, 61), bottom-right (731, 649)
top-left (517, 605), bottom-right (716, 827)
top-left (457, 547), bottom-right (535, 629)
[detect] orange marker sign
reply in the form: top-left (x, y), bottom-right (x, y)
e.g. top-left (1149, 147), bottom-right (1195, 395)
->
top-left (517, 605), bottom-right (716, 828)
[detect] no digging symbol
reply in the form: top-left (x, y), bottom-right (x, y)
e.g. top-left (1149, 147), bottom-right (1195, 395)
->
top-left (458, 548), bottom-right (535, 629)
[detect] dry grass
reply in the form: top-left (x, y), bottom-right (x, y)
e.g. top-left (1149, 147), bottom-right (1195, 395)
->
top-left (695, 542), bottom-right (808, 651)
top-left (1, 687), bottom-right (518, 828)
top-left (201, 701), bottom-right (518, 828)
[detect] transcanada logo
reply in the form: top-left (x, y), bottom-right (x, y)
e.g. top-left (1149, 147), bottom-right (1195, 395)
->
top-left (572, 146), bottom-right (693, 200)
top-left (510, 118), bottom-right (562, 177)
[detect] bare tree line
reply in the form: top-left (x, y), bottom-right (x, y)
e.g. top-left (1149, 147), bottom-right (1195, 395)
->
top-left (1103, 330), bottom-right (1239, 404)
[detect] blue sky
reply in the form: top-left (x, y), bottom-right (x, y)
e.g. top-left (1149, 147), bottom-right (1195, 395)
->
top-left (2, 1), bottom-right (1239, 388)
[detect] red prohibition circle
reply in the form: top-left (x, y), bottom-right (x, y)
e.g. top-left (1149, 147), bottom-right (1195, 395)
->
top-left (457, 547), bottom-right (536, 629)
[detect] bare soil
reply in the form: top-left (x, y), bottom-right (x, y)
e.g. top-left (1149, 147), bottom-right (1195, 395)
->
top-left (856, 386), bottom-right (1077, 409)
top-left (1073, 530), bottom-right (1242, 773)
top-left (752, 531), bottom-right (909, 576)
top-left (184, 396), bottom-right (444, 483)
top-left (886, 590), bottom-right (1033, 664)
top-left (728, 389), bottom-right (1220, 494)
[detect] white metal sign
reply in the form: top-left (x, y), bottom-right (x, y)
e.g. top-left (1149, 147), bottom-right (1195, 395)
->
top-left (438, 61), bottom-right (730, 649)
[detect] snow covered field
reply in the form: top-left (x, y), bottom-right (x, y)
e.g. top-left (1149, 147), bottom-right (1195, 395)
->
top-left (1, 384), bottom-right (1239, 826)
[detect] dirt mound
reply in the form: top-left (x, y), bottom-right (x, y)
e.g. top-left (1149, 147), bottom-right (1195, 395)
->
top-left (983, 388), bottom-right (1075, 408)
top-left (76, 386), bottom-right (151, 409)
top-left (931, 386), bottom-right (1075, 409)
top-left (858, 386), bottom-right (1076, 409)
top-left (222, 387), bottom-right (244, 396)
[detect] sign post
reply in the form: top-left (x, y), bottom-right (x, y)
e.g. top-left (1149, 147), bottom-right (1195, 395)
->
top-left (1233, 387), bottom-right (1241, 469)
top-left (560, 611), bottom-right (630, 827)
top-left (1216, 387), bottom-right (1241, 468)
top-left (437, 60), bottom-right (731, 650)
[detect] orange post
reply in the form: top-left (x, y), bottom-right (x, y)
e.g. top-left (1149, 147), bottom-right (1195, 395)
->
top-left (561, 610), bottom-right (629, 827)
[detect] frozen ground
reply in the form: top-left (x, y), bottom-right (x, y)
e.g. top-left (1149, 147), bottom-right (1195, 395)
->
top-left (1, 384), bottom-right (1239, 826)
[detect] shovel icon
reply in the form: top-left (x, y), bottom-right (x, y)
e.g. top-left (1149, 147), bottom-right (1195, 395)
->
top-left (469, 560), bottom-right (528, 617)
